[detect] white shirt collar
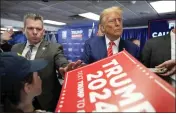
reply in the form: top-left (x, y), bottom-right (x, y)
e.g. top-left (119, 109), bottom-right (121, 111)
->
top-left (105, 35), bottom-right (120, 47)
top-left (26, 40), bottom-right (42, 48)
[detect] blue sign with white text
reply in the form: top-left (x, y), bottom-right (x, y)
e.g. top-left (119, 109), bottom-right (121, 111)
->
top-left (57, 25), bottom-right (98, 62)
top-left (148, 19), bottom-right (175, 39)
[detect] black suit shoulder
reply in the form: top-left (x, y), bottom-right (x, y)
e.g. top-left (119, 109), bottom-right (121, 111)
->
top-left (12, 43), bottom-right (23, 48)
top-left (146, 34), bottom-right (170, 45)
top-left (0, 42), bottom-right (12, 52)
top-left (142, 34), bottom-right (171, 68)
top-left (11, 43), bottom-right (25, 52)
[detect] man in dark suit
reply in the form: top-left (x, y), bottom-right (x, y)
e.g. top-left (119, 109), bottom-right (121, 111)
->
top-left (141, 28), bottom-right (176, 85)
top-left (11, 40), bottom-right (68, 112)
top-left (142, 34), bottom-right (171, 68)
top-left (81, 6), bottom-right (139, 64)
top-left (1, 13), bottom-right (82, 111)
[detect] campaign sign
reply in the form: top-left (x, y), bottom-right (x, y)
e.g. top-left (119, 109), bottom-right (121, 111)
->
top-left (55, 50), bottom-right (175, 112)
top-left (148, 18), bottom-right (175, 39)
top-left (71, 29), bottom-right (83, 39)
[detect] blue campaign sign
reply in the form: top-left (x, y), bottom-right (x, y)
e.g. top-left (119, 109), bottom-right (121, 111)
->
top-left (57, 25), bottom-right (98, 62)
top-left (148, 19), bottom-right (175, 39)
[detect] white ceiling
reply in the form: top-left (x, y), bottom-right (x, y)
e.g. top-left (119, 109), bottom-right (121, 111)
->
top-left (1, 0), bottom-right (175, 28)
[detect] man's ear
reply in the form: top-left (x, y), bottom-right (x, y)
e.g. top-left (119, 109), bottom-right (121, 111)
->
top-left (22, 28), bottom-right (25, 34)
top-left (24, 83), bottom-right (32, 94)
top-left (100, 25), bottom-right (105, 33)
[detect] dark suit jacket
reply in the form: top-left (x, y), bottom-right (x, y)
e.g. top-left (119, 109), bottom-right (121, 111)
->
top-left (81, 36), bottom-right (139, 64)
top-left (141, 34), bottom-right (171, 83)
top-left (0, 42), bottom-right (12, 52)
top-left (11, 40), bottom-right (69, 111)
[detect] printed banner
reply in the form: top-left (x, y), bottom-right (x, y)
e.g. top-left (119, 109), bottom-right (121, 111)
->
top-left (57, 26), bottom-right (98, 62)
top-left (55, 50), bottom-right (175, 112)
top-left (71, 29), bottom-right (83, 39)
top-left (148, 18), bottom-right (175, 39)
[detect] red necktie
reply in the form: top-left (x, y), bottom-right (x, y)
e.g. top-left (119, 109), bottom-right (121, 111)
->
top-left (107, 41), bottom-right (115, 57)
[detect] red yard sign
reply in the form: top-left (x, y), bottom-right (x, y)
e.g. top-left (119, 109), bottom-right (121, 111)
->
top-left (55, 50), bottom-right (175, 112)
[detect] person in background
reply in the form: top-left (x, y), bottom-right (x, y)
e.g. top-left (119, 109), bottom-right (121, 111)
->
top-left (141, 28), bottom-right (176, 87)
top-left (1, 13), bottom-right (83, 111)
top-left (0, 52), bottom-right (47, 112)
top-left (128, 38), bottom-right (142, 61)
top-left (0, 29), bottom-right (13, 52)
top-left (81, 6), bottom-right (139, 64)
top-left (129, 38), bottom-right (140, 47)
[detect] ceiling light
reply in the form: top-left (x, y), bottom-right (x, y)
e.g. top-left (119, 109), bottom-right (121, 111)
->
top-left (0, 31), bottom-right (5, 33)
top-left (78, 12), bottom-right (100, 21)
top-left (0, 27), bottom-right (19, 31)
top-left (150, 1), bottom-right (175, 13)
top-left (131, 1), bottom-right (136, 4)
top-left (44, 20), bottom-right (66, 26)
top-left (13, 29), bottom-right (19, 31)
top-left (0, 27), bottom-right (8, 31)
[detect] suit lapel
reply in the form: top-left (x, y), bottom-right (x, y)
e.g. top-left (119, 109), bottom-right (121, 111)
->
top-left (35, 40), bottom-right (49, 59)
top-left (163, 34), bottom-right (171, 60)
top-left (99, 36), bottom-right (107, 58)
top-left (119, 39), bottom-right (125, 52)
top-left (18, 43), bottom-right (26, 54)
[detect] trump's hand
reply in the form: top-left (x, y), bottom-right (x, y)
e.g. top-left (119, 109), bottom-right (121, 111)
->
top-left (59, 60), bottom-right (86, 78)
top-left (156, 59), bottom-right (176, 76)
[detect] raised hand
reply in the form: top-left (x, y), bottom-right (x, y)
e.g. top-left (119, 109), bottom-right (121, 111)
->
top-left (1, 28), bottom-right (14, 41)
top-left (59, 60), bottom-right (86, 78)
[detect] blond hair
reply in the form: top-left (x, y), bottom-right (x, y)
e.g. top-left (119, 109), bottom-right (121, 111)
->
top-left (99, 6), bottom-right (123, 24)
top-left (23, 13), bottom-right (44, 27)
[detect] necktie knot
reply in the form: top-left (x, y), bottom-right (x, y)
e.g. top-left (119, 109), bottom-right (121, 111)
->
top-left (29, 44), bottom-right (34, 48)
top-left (29, 45), bottom-right (34, 51)
top-left (26, 45), bottom-right (34, 60)
top-left (109, 41), bottom-right (115, 46)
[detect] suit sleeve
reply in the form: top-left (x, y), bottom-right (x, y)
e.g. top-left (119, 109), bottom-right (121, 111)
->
top-left (54, 44), bottom-right (69, 68)
top-left (11, 44), bottom-right (20, 52)
top-left (141, 40), bottom-right (152, 67)
top-left (0, 42), bottom-right (12, 52)
top-left (80, 41), bottom-right (91, 64)
top-left (135, 46), bottom-right (140, 61)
